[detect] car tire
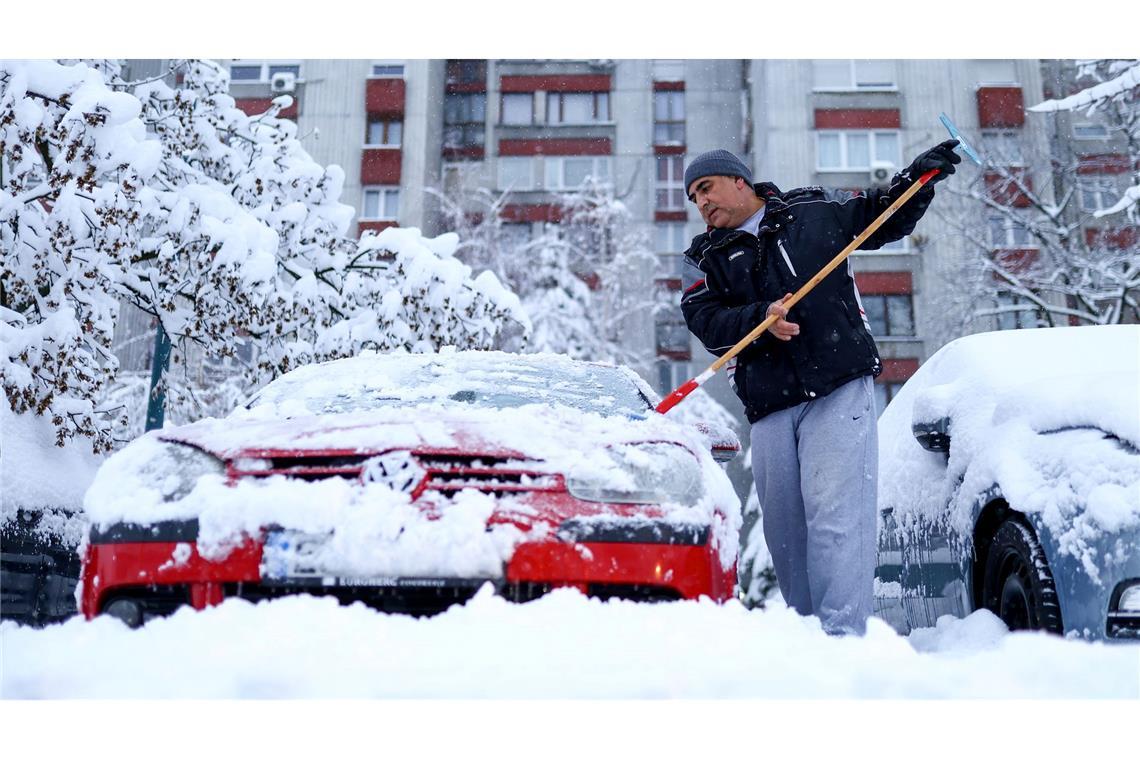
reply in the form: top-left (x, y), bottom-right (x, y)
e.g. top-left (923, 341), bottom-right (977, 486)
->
top-left (981, 518), bottom-right (1063, 634)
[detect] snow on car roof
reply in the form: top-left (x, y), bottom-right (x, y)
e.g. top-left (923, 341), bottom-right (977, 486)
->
top-left (879, 325), bottom-right (1140, 582)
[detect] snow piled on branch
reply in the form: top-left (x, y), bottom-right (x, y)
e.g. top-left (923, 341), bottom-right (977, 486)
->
top-left (1028, 62), bottom-right (1140, 114)
top-left (1, 59), bottom-right (529, 456)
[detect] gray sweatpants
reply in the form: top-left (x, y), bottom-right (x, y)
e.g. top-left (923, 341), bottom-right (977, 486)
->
top-left (749, 375), bottom-right (878, 635)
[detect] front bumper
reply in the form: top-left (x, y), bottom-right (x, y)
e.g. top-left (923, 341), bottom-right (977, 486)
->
top-left (80, 520), bottom-right (735, 622)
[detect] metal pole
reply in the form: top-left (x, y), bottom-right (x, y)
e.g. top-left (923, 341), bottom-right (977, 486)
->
top-left (144, 321), bottom-right (171, 431)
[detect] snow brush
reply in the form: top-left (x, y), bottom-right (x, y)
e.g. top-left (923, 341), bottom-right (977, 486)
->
top-left (656, 114), bottom-right (981, 415)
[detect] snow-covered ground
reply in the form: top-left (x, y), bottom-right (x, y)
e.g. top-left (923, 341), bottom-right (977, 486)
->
top-left (3, 586), bottom-right (1136, 699)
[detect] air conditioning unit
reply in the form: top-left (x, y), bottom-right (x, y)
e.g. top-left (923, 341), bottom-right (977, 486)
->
top-left (270, 72), bottom-right (296, 94)
top-left (869, 160), bottom-right (896, 187)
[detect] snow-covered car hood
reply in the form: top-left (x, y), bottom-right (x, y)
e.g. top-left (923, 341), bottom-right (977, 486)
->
top-left (879, 325), bottom-right (1140, 581)
top-left (157, 403), bottom-right (678, 462)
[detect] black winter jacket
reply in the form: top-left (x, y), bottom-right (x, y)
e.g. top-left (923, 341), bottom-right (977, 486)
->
top-left (680, 177), bottom-right (934, 423)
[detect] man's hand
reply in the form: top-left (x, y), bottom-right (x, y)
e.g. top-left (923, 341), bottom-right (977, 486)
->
top-left (766, 293), bottom-right (799, 341)
top-left (905, 138), bottom-right (962, 184)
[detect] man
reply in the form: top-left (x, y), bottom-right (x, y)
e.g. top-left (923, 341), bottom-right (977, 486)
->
top-left (679, 143), bottom-right (960, 634)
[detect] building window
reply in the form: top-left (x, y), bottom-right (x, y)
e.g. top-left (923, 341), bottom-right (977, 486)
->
top-left (654, 91), bottom-right (685, 145)
top-left (362, 187), bottom-right (400, 220)
top-left (546, 92), bottom-right (610, 124)
top-left (656, 223), bottom-right (689, 276)
top-left (501, 93), bottom-right (535, 125)
top-left (655, 293), bottom-right (691, 360)
top-left (981, 130), bottom-right (1024, 165)
top-left (813, 60), bottom-right (895, 90)
top-left (366, 119), bottom-right (402, 147)
top-left (988, 216), bottom-right (1034, 248)
top-left (228, 61), bottom-right (301, 83)
top-left (817, 131), bottom-right (900, 171)
top-left (975, 59), bottom-right (1018, 85)
top-left (446, 59), bottom-right (486, 85)
top-left (991, 292), bottom-right (1044, 330)
top-left (1079, 181), bottom-right (1120, 212)
top-left (863, 294), bottom-right (915, 337)
top-left (444, 93), bottom-right (486, 148)
top-left (656, 358), bottom-right (691, 397)
top-left (874, 382), bottom-right (904, 415)
top-left (1073, 123), bottom-right (1110, 140)
top-left (498, 157), bottom-right (536, 190)
top-left (543, 156), bottom-right (611, 190)
top-left (656, 156), bottom-right (686, 210)
top-left (370, 62), bottom-right (405, 78)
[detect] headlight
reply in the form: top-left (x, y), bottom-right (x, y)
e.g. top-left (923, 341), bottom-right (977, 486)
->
top-left (144, 442), bottom-right (225, 502)
top-left (566, 443), bottom-right (704, 505)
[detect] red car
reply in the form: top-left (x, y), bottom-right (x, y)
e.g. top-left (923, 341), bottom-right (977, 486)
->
top-left (80, 351), bottom-right (741, 626)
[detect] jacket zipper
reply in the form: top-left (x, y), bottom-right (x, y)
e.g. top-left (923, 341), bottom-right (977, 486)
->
top-left (777, 239), bottom-right (797, 277)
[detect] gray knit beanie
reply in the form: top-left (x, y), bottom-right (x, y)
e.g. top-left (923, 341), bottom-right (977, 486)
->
top-left (684, 150), bottom-right (753, 193)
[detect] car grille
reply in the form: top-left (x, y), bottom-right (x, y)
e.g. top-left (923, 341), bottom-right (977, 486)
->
top-left (236, 452), bottom-right (560, 495)
top-left (224, 581), bottom-right (486, 617)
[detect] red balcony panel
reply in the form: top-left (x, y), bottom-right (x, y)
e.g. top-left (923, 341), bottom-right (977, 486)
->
top-left (655, 211), bottom-right (688, 222)
top-left (578, 271), bottom-right (602, 291)
top-left (654, 144), bottom-right (686, 156)
top-left (361, 148), bottom-right (402, 185)
top-left (990, 248), bottom-right (1039, 275)
top-left (657, 349), bottom-right (692, 361)
top-left (655, 277), bottom-right (682, 291)
top-left (977, 86), bottom-right (1024, 128)
top-left (234, 97), bottom-right (298, 120)
top-left (366, 78), bottom-right (405, 116)
top-left (358, 220), bottom-right (398, 237)
top-left (654, 81), bottom-right (685, 91)
top-left (855, 271), bottom-right (912, 295)
top-left (501, 203), bottom-right (562, 223)
top-left (499, 138), bottom-right (612, 156)
top-left (814, 109), bottom-right (900, 130)
top-left (1085, 227), bottom-right (1139, 250)
top-left (984, 170), bottom-right (1033, 208)
top-left (500, 74), bottom-right (611, 93)
top-left (1076, 153), bottom-right (1132, 175)
top-left (879, 358), bottom-right (919, 383)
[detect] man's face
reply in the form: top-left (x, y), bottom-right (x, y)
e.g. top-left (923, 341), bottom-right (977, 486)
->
top-left (687, 175), bottom-right (760, 229)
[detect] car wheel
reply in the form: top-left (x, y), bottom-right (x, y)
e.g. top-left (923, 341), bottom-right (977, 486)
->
top-left (981, 518), bottom-right (1063, 634)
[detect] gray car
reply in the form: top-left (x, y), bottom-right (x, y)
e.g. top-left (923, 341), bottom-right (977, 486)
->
top-left (873, 325), bottom-right (1140, 641)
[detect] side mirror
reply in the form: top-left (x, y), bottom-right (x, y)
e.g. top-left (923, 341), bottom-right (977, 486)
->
top-left (691, 421), bottom-right (741, 463)
top-left (912, 417), bottom-right (951, 453)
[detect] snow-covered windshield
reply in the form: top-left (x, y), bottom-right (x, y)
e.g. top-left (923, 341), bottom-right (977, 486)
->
top-left (245, 351), bottom-right (653, 418)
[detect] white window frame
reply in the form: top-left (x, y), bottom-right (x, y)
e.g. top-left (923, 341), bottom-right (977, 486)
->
top-left (228, 60), bottom-right (302, 84)
top-left (501, 93), bottom-right (535, 125)
top-left (980, 129), bottom-right (1025, 166)
top-left (812, 60), bottom-right (897, 92)
top-left (656, 155), bottom-right (687, 211)
top-left (543, 156), bottom-right (612, 190)
top-left (369, 61), bottom-right (405, 79)
top-left (1079, 181), bottom-right (1121, 212)
top-left (497, 157), bottom-right (536, 191)
top-left (546, 91), bottom-right (611, 125)
top-left (862, 294), bottom-right (916, 338)
top-left (365, 119), bottom-right (402, 148)
top-left (816, 130), bottom-right (901, 172)
top-left (975, 59), bottom-right (1019, 86)
top-left (361, 186), bottom-right (400, 221)
top-left (987, 215), bottom-right (1037, 249)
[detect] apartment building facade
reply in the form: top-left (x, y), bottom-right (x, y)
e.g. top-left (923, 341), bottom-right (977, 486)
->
top-left (118, 58), bottom-right (1135, 476)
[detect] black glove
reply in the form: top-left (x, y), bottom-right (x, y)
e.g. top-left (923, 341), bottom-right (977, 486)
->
top-left (905, 139), bottom-right (961, 184)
